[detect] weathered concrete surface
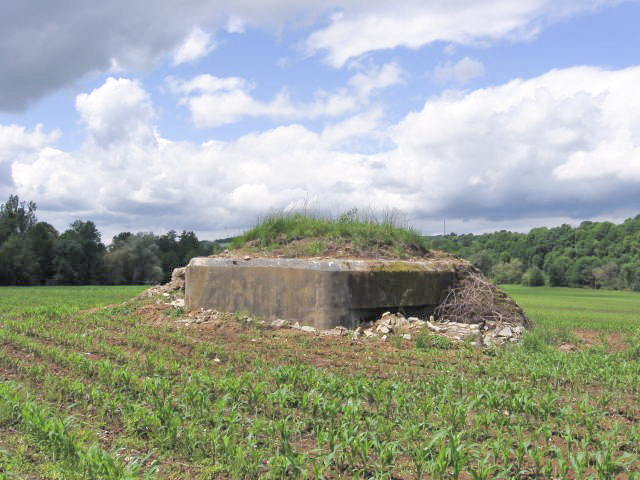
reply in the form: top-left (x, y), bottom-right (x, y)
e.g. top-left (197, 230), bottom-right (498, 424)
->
top-left (185, 257), bottom-right (457, 329)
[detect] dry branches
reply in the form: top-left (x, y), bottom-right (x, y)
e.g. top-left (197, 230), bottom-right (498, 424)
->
top-left (434, 270), bottom-right (532, 329)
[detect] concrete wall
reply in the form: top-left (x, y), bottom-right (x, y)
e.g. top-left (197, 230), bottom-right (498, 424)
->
top-left (185, 257), bottom-right (457, 329)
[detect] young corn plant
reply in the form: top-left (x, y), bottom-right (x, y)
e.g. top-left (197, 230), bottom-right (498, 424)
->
top-left (469, 453), bottom-right (498, 480)
top-left (0, 383), bottom-right (149, 479)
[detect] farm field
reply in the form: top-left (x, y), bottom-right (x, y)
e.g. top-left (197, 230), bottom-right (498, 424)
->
top-left (1, 285), bottom-right (639, 479)
top-left (503, 285), bottom-right (640, 334)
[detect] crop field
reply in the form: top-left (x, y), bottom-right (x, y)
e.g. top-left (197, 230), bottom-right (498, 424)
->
top-left (503, 285), bottom-right (640, 333)
top-left (1, 286), bottom-right (639, 479)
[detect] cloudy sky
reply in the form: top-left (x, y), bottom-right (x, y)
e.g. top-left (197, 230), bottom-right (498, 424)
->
top-left (2, 1), bottom-right (640, 241)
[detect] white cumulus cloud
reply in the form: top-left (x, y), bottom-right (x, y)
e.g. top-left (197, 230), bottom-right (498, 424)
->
top-left (348, 63), bottom-right (406, 98)
top-left (0, 124), bottom-right (60, 161)
top-left (305, 0), bottom-right (626, 67)
top-left (554, 132), bottom-right (640, 181)
top-left (1, 0), bottom-right (627, 110)
top-left (172, 27), bottom-right (216, 65)
top-left (170, 62), bottom-right (404, 128)
top-left (434, 57), bottom-right (485, 84)
top-left (76, 77), bottom-right (157, 148)
top-left (226, 16), bottom-right (246, 34)
top-left (378, 65), bottom-right (640, 220)
top-left (6, 64), bottom-right (640, 239)
top-left (0, 124), bottom-right (60, 195)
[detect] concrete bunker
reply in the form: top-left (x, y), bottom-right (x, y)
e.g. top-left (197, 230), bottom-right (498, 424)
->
top-left (185, 256), bottom-right (459, 330)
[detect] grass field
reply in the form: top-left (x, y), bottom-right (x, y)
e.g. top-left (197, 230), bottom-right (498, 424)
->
top-left (0, 286), bottom-right (146, 316)
top-left (1, 285), bottom-right (639, 479)
top-left (504, 285), bottom-right (640, 333)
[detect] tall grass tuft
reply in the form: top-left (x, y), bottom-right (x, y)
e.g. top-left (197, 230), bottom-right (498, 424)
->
top-left (230, 208), bottom-right (428, 255)
top-left (628, 328), bottom-right (640, 360)
top-left (522, 326), bottom-right (578, 352)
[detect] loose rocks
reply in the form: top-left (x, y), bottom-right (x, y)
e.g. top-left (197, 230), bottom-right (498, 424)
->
top-left (271, 318), bottom-right (288, 328)
top-left (359, 311), bottom-right (525, 346)
top-left (353, 312), bottom-right (426, 339)
top-left (139, 267), bottom-right (186, 299)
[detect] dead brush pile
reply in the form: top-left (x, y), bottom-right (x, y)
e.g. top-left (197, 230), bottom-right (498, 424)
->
top-left (435, 266), bottom-right (532, 330)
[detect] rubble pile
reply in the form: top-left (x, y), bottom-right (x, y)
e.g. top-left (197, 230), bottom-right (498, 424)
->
top-left (174, 308), bottom-right (239, 325)
top-left (137, 267), bottom-right (186, 299)
top-left (353, 312), bottom-right (425, 341)
top-left (352, 311), bottom-right (525, 346)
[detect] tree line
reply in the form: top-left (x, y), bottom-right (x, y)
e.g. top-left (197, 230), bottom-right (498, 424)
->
top-left (4, 194), bottom-right (640, 290)
top-left (0, 195), bottom-right (221, 286)
top-left (424, 216), bottom-right (640, 290)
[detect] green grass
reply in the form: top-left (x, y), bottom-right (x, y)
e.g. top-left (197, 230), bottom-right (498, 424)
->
top-left (503, 285), bottom-right (640, 333)
top-left (414, 331), bottom-right (453, 350)
top-left (230, 209), bottom-right (428, 255)
top-left (1, 285), bottom-right (639, 478)
top-left (0, 285), bottom-right (146, 317)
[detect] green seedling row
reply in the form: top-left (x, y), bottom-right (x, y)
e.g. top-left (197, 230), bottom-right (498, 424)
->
top-left (1, 285), bottom-right (640, 478)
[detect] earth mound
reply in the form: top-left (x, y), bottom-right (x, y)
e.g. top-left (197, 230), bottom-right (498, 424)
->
top-left (236, 236), bottom-right (430, 260)
top-left (137, 211), bottom-right (531, 346)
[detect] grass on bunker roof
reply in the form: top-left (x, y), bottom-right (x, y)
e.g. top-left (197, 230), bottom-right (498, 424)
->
top-left (229, 209), bottom-right (431, 259)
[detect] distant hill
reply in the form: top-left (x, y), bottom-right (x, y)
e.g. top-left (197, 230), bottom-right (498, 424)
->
top-left (423, 215), bottom-right (640, 290)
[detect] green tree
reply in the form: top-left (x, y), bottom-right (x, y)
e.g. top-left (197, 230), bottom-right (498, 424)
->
top-left (178, 230), bottom-right (200, 263)
top-left (27, 222), bottom-right (59, 284)
top-left (0, 195), bottom-right (37, 244)
top-left (423, 214), bottom-right (640, 291)
top-left (491, 258), bottom-right (524, 284)
top-left (52, 234), bottom-right (84, 284)
top-left (105, 233), bottom-right (162, 284)
top-left (621, 262), bottom-right (640, 291)
top-left (592, 262), bottom-right (621, 290)
top-left (157, 230), bottom-right (180, 283)
top-left (543, 253), bottom-right (573, 287)
top-left (0, 234), bottom-right (38, 285)
top-left (470, 250), bottom-right (495, 275)
top-left (0, 196), bottom-right (51, 285)
top-left (525, 227), bottom-right (553, 268)
top-left (522, 266), bottom-right (545, 286)
top-left (52, 221), bottom-right (105, 284)
top-left (109, 231), bottom-right (133, 251)
top-left (570, 256), bottom-right (601, 287)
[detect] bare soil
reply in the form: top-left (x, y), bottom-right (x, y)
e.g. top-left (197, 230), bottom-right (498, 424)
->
top-left (238, 237), bottom-right (433, 260)
top-left (571, 329), bottom-right (631, 352)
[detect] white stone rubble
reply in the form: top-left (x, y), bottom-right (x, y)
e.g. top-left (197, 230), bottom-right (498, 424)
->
top-left (254, 309), bottom-right (526, 346)
top-left (142, 267), bottom-right (186, 299)
top-left (170, 303), bottom-right (525, 347)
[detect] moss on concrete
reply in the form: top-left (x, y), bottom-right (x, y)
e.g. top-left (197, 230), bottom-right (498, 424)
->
top-left (370, 262), bottom-right (427, 272)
